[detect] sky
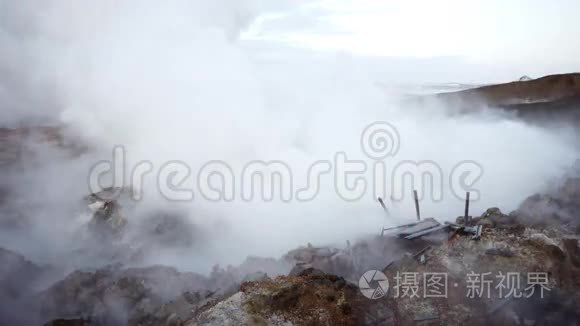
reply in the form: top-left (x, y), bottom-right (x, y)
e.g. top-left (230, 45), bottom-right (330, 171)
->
top-left (243, 0), bottom-right (580, 80)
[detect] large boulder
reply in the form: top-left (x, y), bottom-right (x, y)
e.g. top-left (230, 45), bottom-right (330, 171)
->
top-left (38, 265), bottom-right (214, 326)
top-left (0, 247), bottom-right (47, 299)
top-left (189, 272), bottom-right (393, 325)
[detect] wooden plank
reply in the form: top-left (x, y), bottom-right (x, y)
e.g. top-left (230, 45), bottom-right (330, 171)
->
top-left (396, 219), bottom-right (440, 237)
top-left (405, 224), bottom-right (450, 240)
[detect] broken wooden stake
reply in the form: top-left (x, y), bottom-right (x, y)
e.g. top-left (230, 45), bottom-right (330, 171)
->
top-left (377, 197), bottom-right (389, 214)
top-left (464, 191), bottom-right (470, 225)
top-left (413, 190), bottom-right (421, 221)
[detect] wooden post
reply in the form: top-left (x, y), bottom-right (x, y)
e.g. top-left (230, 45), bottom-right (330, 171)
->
top-left (378, 197), bottom-right (389, 214)
top-left (413, 190), bottom-right (421, 221)
top-left (464, 191), bottom-right (470, 225)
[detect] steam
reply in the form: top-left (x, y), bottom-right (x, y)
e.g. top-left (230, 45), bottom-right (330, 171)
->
top-left (1, 0), bottom-right (579, 273)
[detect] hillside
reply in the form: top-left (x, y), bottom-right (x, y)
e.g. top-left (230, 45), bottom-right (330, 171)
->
top-left (434, 73), bottom-right (580, 107)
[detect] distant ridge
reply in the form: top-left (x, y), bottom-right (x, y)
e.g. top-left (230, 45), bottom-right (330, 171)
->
top-left (433, 73), bottom-right (580, 106)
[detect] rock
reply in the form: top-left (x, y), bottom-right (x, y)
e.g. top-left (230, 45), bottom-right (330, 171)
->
top-left (297, 267), bottom-right (325, 277)
top-left (482, 207), bottom-right (503, 217)
top-left (43, 318), bottom-right (95, 326)
top-left (529, 233), bottom-right (565, 260)
top-left (38, 265), bottom-right (214, 326)
top-left (477, 218), bottom-right (494, 226)
top-left (329, 252), bottom-right (354, 274)
top-left (190, 292), bottom-right (255, 325)
top-left (193, 270), bottom-right (394, 325)
top-left (87, 200), bottom-right (127, 239)
top-left (129, 293), bottom-right (195, 326)
top-left (530, 233), bottom-right (558, 247)
top-left (288, 263), bottom-right (312, 276)
top-left (241, 272), bottom-right (269, 283)
top-left (560, 177), bottom-right (580, 204)
top-left (284, 246), bottom-right (340, 265)
top-left (562, 238), bottom-right (580, 267)
top-left (313, 247), bottom-right (339, 257)
top-left (480, 207), bottom-right (512, 226)
top-left (285, 248), bottom-right (313, 263)
top-left (515, 175), bottom-right (580, 227)
top-left (142, 211), bottom-right (196, 247)
top-left (85, 187), bottom-right (126, 203)
top-left (0, 126), bottom-right (74, 166)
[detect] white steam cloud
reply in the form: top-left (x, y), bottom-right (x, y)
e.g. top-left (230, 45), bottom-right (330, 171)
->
top-left (0, 1), bottom-right (578, 273)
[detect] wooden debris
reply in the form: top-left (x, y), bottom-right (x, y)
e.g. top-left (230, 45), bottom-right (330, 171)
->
top-left (382, 218), bottom-right (441, 238)
top-left (413, 190), bottom-right (421, 221)
top-left (405, 224), bottom-right (450, 240)
top-left (377, 197), bottom-right (389, 214)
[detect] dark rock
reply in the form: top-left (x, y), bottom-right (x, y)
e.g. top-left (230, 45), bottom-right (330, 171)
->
top-left (288, 263), bottom-right (311, 276)
top-left (146, 212), bottom-right (195, 247)
top-left (298, 267), bottom-right (326, 277)
top-left (38, 265), bottom-right (212, 326)
top-left (43, 318), bottom-right (96, 326)
top-left (529, 233), bottom-right (566, 261)
top-left (515, 175), bottom-right (580, 227)
top-left (87, 200), bottom-right (126, 240)
top-left (269, 284), bottom-right (301, 310)
top-left (562, 238), bottom-right (580, 267)
top-left (482, 207), bottom-right (503, 217)
top-left (333, 278), bottom-right (346, 290)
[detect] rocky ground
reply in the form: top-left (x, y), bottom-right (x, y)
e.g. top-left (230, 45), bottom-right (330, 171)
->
top-left (1, 173), bottom-right (578, 325)
top-left (2, 75), bottom-right (580, 325)
top-left (184, 179), bottom-right (580, 325)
